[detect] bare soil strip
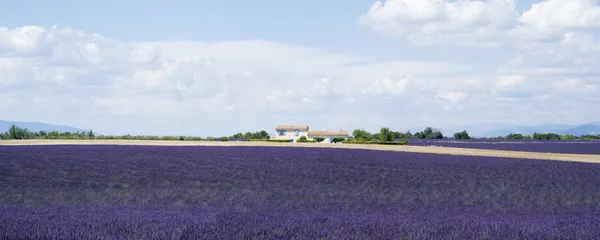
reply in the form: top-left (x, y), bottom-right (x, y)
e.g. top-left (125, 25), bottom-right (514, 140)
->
top-left (1, 139), bottom-right (599, 163)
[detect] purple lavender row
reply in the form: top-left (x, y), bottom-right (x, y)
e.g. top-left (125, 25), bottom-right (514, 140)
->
top-left (1, 145), bottom-right (600, 239)
top-left (1, 205), bottom-right (598, 240)
top-left (405, 140), bottom-right (600, 154)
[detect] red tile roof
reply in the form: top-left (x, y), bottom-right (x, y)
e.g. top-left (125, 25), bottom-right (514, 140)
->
top-left (275, 125), bottom-right (309, 131)
top-left (307, 130), bottom-right (349, 137)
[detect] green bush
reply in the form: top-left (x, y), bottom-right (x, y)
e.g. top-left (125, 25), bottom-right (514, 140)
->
top-left (343, 139), bottom-right (408, 145)
top-left (376, 140), bottom-right (408, 145)
top-left (343, 139), bottom-right (379, 144)
top-left (297, 136), bottom-right (318, 143)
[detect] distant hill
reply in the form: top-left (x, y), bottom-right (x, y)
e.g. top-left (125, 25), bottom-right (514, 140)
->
top-left (481, 122), bottom-right (600, 137)
top-left (562, 122), bottom-right (600, 136)
top-left (0, 120), bottom-right (89, 133)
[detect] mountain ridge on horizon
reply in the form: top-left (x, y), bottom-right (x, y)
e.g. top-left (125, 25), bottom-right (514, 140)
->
top-left (0, 120), bottom-right (90, 134)
top-left (480, 122), bottom-right (600, 138)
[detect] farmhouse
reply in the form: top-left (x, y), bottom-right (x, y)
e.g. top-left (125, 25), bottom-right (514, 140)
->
top-left (271, 125), bottom-right (349, 143)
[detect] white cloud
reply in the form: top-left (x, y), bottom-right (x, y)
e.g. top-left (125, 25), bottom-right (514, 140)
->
top-left (518, 0), bottom-right (600, 34)
top-left (358, 0), bottom-right (518, 46)
top-left (551, 78), bottom-right (599, 93)
top-left (364, 76), bottom-right (412, 96)
top-left (359, 0), bottom-right (600, 44)
top-left (561, 31), bottom-right (600, 51)
top-left (1, 24), bottom-right (599, 136)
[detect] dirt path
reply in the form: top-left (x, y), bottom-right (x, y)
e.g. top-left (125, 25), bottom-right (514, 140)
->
top-left (2, 139), bottom-right (600, 163)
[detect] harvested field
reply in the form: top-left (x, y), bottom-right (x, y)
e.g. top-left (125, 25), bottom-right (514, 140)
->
top-left (1, 145), bottom-right (599, 239)
top-left (1, 139), bottom-right (600, 163)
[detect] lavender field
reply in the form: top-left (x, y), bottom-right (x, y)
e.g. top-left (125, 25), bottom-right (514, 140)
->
top-left (407, 139), bottom-right (600, 155)
top-left (1, 145), bottom-right (600, 239)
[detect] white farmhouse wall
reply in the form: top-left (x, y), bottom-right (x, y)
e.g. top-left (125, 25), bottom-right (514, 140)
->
top-left (271, 129), bottom-right (308, 142)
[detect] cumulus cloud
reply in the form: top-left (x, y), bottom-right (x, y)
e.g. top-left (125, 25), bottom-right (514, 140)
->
top-left (1, 23), bottom-right (599, 136)
top-left (358, 0), bottom-right (518, 46)
top-left (518, 0), bottom-right (600, 34)
top-left (359, 0), bottom-right (600, 44)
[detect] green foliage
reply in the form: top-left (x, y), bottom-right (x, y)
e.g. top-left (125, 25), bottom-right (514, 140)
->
top-left (561, 134), bottom-right (575, 140)
top-left (532, 132), bottom-right (561, 140)
top-left (413, 127), bottom-right (444, 139)
top-left (398, 131), bottom-right (413, 139)
top-left (343, 139), bottom-right (407, 145)
top-left (371, 133), bottom-right (381, 141)
top-left (297, 136), bottom-right (317, 143)
top-left (506, 133), bottom-right (524, 140)
top-left (343, 139), bottom-right (379, 144)
top-left (580, 134), bottom-right (600, 140)
top-left (375, 140), bottom-right (408, 145)
top-left (379, 127), bottom-right (395, 142)
top-left (232, 130), bottom-right (270, 140)
top-left (247, 139), bottom-right (292, 143)
top-left (3, 124), bottom-right (599, 142)
top-left (232, 132), bottom-right (244, 139)
top-left (453, 130), bottom-right (471, 140)
top-left (351, 129), bottom-right (372, 141)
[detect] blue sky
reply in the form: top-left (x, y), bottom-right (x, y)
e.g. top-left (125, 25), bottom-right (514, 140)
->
top-left (1, 0), bottom-right (599, 136)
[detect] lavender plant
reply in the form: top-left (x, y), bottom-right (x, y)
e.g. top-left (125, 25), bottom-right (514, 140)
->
top-left (1, 145), bottom-right (599, 239)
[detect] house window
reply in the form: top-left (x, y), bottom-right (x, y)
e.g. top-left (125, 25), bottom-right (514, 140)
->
top-left (278, 130), bottom-right (284, 136)
top-left (295, 129), bottom-right (299, 136)
top-left (283, 130), bottom-right (287, 135)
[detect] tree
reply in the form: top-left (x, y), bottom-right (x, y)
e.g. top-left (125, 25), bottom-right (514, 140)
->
top-left (561, 134), bottom-right (575, 140)
top-left (414, 131), bottom-right (425, 139)
top-left (8, 125), bottom-right (30, 139)
top-left (232, 132), bottom-right (244, 139)
top-left (414, 127), bottom-right (443, 139)
top-left (379, 127), bottom-right (395, 142)
top-left (453, 130), bottom-right (471, 139)
top-left (8, 125), bottom-right (19, 139)
top-left (506, 133), bottom-right (524, 140)
top-left (352, 129), bottom-right (372, 141)
top-left (257, 130), bottom-right (270, 139)
top-left (428, 130), bottom-right (444, 139)
top-left (532, 132), bottom-right (561, 140)
top-left (423, 127), bottom-right (433, 137)
top-left (372, 133), bottom-right (381, 141)
top-left (398, 131), bottom-right (412, 139)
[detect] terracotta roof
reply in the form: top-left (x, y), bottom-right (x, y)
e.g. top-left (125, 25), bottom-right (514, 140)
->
top-left (275, 125), bottom-right (309, 131)
top-left (307, 130), bottom-right (349, 137)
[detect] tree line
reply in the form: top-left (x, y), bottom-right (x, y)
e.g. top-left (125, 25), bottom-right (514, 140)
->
top-left (1, 124), bottom-right (599, 141)
top-left (0, 125), bottom-right (271, 141)
top-left (350, 127), bottom-right (447, 141)
top-left (348, 127), bottom-right (600, 141)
